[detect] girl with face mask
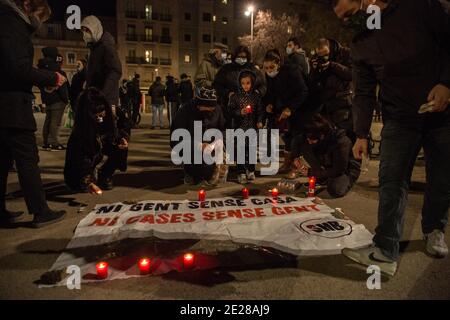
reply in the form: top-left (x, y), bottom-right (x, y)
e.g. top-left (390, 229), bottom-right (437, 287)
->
top-left (262, 49), bottom-right (309, 174)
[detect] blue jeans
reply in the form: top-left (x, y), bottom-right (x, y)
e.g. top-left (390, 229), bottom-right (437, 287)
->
top-left (375, 117), bottom-right (450, 261)
top-left (151, 104), bottom-right (164, 127)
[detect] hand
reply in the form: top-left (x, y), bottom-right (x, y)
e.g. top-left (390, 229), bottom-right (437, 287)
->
top-left (279, 108), bottom-right (292, 120)
top-left (241, 108), bottom-right (248, 115)
top-left (88, 183), bottom-right (103, 195)
top-left (202, 143), bottom-right (210, 151)
top-left (319, 61), bottom-right (330, 71)
top-left (257, 122), bottom-right (263, 129)
top-left (266, 104), bottom-right (273, 113)
top-left (55, 72), bottom-right (67, 87)
top-left (352, 138), bottom-right (369, 160)
top-left (118, 138), bottom-right (128, 150)
top-left (293, 159), bottom-right (308, 176)
top-left (427, 84), bottom-right (450, 112)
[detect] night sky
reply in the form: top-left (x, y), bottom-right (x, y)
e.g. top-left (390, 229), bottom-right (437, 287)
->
top-left (47, 0), bottom-right (116, 21)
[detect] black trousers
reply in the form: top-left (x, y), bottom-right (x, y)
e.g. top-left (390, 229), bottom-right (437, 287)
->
top-left (0, 128), bottom-right (49, 215)
top-left (131, 103), bottom-right (140, 124)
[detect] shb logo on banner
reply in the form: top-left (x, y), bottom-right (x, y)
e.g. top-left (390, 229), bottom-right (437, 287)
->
top-left (299, 219), bottom-right (352, 239)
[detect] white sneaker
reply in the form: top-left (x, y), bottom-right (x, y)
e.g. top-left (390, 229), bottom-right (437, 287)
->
top-left (424, 230), bottom-right (448, 258)
top-left (342, 246), bottom-right (398, 276)
top-left (237, 174), bottom-right (248, 184)
top-left (246, 170), bottom-right (256, 181)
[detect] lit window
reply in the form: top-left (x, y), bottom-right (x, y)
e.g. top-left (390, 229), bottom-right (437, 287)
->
top-left (184, 54), bottom-right (191, 63)
top-left (222, 17), bottom-right (228, 24)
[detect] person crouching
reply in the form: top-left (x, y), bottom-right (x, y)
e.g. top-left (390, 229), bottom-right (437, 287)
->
top-left (170, 86), bottom-right (226, 186)
top-left (64, 88), bottom-right (130, 194)
top-left (290, 114), bottom-right (360, 198)
top-left (228, 70), bottom-right (264, 184)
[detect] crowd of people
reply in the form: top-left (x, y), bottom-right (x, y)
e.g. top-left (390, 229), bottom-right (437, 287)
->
top-left (0, 0), bottom-right (448, 277)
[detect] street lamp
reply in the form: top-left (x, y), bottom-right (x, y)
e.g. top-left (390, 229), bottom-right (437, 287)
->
top-left (245, 5), bottom-right (255, 58)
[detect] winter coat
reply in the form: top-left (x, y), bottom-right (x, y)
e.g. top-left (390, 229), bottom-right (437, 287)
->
top-left (0, 1), bottom-right (57, 131)
top-left (165, 78), bottom-right (180, 103)
top-left (170, 101), bottom-right (225, 153)
top-left (70, 69), bottom-right (86, 113)
top-left (298, 129), bottom-right (360, 181)
top-left (286, 50), bottom-right (310, 79)
top-left (148, 81), bottom-right (165, 105)
top-left (307, 39), bottom-right (353, 127)
top-left (85, 32), bottom-right (122, 107)
top-left (351, 0), bottom-right (450, 137)
top-left (37, 47), bottom-right (69, 107)
top-left (263, 64), bottom-right (309, 128)
top-left (228, 70), bottom-right (265, 130)
top-left (194, 53), bottom-right (223, 87)
top-left (213, 61), bottom-right (266, 109)
top-left (179, 79), bottom-right (194, 104)
top-left (64, 107), bottom-right (131, 190)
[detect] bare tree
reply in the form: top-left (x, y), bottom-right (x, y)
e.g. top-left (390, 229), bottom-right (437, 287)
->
top-left (239, 10), bottom-right (305, 65)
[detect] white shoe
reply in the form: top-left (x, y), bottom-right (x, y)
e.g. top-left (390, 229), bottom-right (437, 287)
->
top-left (342, 246), bottom-right (398, 276)
top-left (246, 170), bottom-right (256, 181)
top-left (237, 174), bottom-right (248, 184)
top-left (424, 230), bottom-right (448, 258)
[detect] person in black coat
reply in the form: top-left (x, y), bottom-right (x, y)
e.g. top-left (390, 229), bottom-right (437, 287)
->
top-left (81, 15), bottom-right (122, 108)
top-left (170, 86), bottom-right (226, 185)
top-left (69, 58), bottom-right (87, 115)
top-left (0, 0), bottom-right (66, 227)
top-left (37, 46), bottom-right (69, 151)
top-left (285, 37), bottom-right (310, 79)
top-left (165, 75), bottom-right (180, 125)
top-left (129, 74), bottom-right (142, 127)
top-left (290, 114), bottom-right (360, 198)
top-left (179, 73), bottom-right (193, 106)
top-left (262, 49), bottom-right (309, 173)
top-left (308, 38), bottom-right (354, 141)
top-left (228, 70), bottom-right (265, 184)
top-left (64, 88), bottom-right (131, 193)
top-left (213, 46), bottom-right (266, 127)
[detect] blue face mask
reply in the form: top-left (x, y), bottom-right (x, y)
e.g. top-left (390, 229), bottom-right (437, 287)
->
top-left (235, 58), bottom-right (247, 66)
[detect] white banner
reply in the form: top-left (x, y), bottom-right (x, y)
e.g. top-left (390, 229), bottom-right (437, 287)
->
top-left (46, 196), bottom-right (372, 285)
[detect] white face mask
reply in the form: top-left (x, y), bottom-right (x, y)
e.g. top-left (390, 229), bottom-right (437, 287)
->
top-left (266, 70), bottom-right (279, 78)
top-left (83, 31), bottom-right (95, 44)
top-left (286, 47), bottom-right (293, 55)
top-left (220, 53), bottom-right (228, 61)
top-left (235, 57), bottom-right (247, 65)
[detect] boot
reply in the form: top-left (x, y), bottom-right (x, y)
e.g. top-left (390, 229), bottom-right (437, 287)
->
top-left (278, 151), bottom-right (294, 174)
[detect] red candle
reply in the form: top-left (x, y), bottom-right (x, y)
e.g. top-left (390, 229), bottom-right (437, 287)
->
top-left (245, 105), bottom-right (253, 114)
top-left (198, 190), bottom-right (206, 202)
top-left (242, 188), bottom-right (249, 199)
top-left (271, 188), bottom-right (279, 198)
top-left (96, 262), bottom-right (108, 279)
top-left (138, 258), bottom-right (151, 275)
top-left (183, 253), bottom-right (195, 269)
top-left (308, 176), bottom-right (316, 197)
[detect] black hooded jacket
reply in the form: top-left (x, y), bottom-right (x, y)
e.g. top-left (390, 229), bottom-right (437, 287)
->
top-left (0, 1), bottom-right (57, 130)
top-left (228, 70), bottom-right (265, 130)
top-left (85, 32), bottom-right (122, 107)
top-left (37, 47), bottom-right (69, 106)
top-left (214, 61), bottom-right (266, 109)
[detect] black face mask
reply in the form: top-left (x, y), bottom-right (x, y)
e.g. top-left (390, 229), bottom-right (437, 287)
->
top-left (343, 9), bottom-right (370, 35)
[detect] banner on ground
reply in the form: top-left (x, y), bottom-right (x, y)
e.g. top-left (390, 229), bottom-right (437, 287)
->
top-left (47, 196), bottom-right (373, 285)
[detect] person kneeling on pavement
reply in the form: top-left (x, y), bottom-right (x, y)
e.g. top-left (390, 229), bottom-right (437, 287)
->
top-left (170, 86), bottom-right (227, 186)
top-left (289, 114), bottom-right (360, 198)
top-left (64, 88), bottom-right (131, 194)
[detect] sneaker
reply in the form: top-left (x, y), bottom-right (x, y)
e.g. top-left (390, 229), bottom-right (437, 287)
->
top-left (237, 174), bottom-right (248, 184)
top-left (32, 210), bottom-right (66, 228)
top-left (424, 230), bottom-right (448, 258)
top-left (0, 210), bottom-right (24, 224)
top-left (342, 246), bottom-right (398, 276)
top-left (246, 170), bottom-right (256, 181)
top-left (42, 144), bottom-right (51, 151)
top-left (184, 174), bottom-right (195, 185)
top-left (50, 144), bottom-right (65, 151)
